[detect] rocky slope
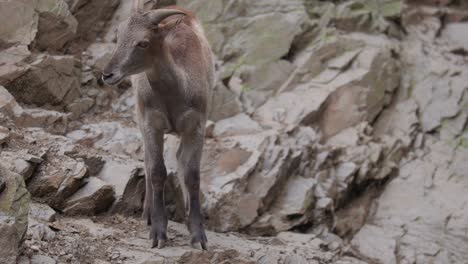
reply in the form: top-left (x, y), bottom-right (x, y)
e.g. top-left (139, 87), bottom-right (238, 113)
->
top-left (0, 0), bottom-right (467, 263)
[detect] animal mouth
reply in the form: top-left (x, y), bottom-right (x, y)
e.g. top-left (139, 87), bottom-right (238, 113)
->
top-left (102, 74), bottom-right (124, 85)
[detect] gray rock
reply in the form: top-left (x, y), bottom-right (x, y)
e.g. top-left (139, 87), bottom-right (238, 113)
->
top-left (67, 122), bottom-right (143, 159)
top-left (0, 151), bottom-right (39, 181)
top-left (29, 202), bottom-right (56, 222)
top-left (28, 157), bottom-right (88, 209)
top-left (85, 42), bottom-right (115, 71)
top-left (0, 1), bottom-right (38, 48)
top-left (25, 0), bottom-right (78, 51)
top-left (0, 126), bottom-right (9, 145)
top-left (0, 85), bottom-right (22, 117)
top-left (1, 54), bottom-right (80, 108)
top-left (0, 164), bottom-right (30, 264)
top-left (30, 254), bottom-right (56, 264)
top-left (208, 83), bottom-right (243, 122)
top-left (28, 221), bottom-right (56, 241)
top-left (351, 225), bottom-right (397, 264)
top-left (64, 177), bottom-right (115, 216)
top-left (213, 113), bottom-right (262, 138)
top-left (66, 0), bottom-right (120, 45)
top-left (442, 22), bottom-right (468, 51)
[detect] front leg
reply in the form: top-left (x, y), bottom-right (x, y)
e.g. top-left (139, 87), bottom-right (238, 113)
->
top-left (140, 113), bottom-right (168, 249)
top-left (177, 127), bottom-right (208, 250)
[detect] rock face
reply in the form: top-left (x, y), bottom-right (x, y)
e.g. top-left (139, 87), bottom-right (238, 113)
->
top-left (352, 7), bottom-right (468, 262)
top-left (0, 1), bottom-right (38, 49)
top-left (0, 164), bottom-right (31, 264)
top-left (1, 54), bottom-right (80, 108)
top-left (66, 0), bottom-right (120, 46)
top-left (27, 0), bottom-right (78, 51)
top-left (0, 0), bottom-right (467, 263)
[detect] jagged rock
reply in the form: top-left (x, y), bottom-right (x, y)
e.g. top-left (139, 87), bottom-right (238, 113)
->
top-left (65, 97), bottom-right (94, 120)
top-left (350, 225), bottom-right (397, 264)
top-left (85, 42), bottom-right (115, 71)
top-left (1, 54), bottom-right (80, 108)
top-left (28, 157), bottom-right (88, 209)
top-left (251, 176), bottom-right (316, 234)
top-left (253, 84), bottom-right (330, 130)
top-left (0, 1), bottom-right (38, 49)
top-left (200, 132), bottom-right (270, 231)
top-left (231, 60), bottom-right (296, 110)
top-left (213, 113), bottom-right (262, 138)
top-left (208, 83), bottom-right (243, 121)
top-left (254, 33), bottom-right (400, 137)
top-left (28, 221), bottom-right (56, 241)
top-left (29, 202), bottom-right (57, 223)
top-left (96, 158), bottom-right (142, 210)
top-left (67, 122), bottom-right (143, 159)
top-left (0, 85), bottom-right (22, 116)
top-left (0, 86), bottom-right (69, 133)
top-left (64, 177), bottom-right (115, 216)
top-left (16, 109), bottom-right (69, 134)
top-left (22, 128), bottom-right (77, 156)
top-left (307, 0), bottom-right (403, 34)
top-left (179, 0), bottom-right (309, 67)
top-left (0, 164), bottom-right (31, 264)
top-left (22, 0), bottom-right (78, 51)
top-left (66, 0), bottom-right (120, 45)
top-left (0, 151), bottom-right (40, 181)
top-left (442, 22), bottom-right (468, 51)
top-left (0, 126), bottom-right (9, 145)
top-left (30, 254), bottom-right (56, 264)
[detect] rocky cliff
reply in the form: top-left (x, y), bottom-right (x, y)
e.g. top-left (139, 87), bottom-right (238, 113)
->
top-left (0, 0), bottom-right (467, 263)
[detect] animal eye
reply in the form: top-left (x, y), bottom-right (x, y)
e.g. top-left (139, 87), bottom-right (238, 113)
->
top-left (137, 41), bottom-right (149, 48)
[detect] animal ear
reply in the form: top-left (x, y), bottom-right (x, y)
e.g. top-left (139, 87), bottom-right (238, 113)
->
top-left (145, 9), bottom-right (185, 26)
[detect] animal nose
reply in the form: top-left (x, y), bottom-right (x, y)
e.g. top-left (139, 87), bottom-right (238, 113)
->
top-left (102, 72), bottom-right (114, 80)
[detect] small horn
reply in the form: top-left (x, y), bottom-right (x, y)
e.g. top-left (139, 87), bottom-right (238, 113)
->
top-left (132, 0), bottom-right (143, 13)
top-left (146, 9), bottom-right (186, 25)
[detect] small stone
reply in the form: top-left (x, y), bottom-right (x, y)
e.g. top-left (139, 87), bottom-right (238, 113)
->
top-left (30, 254), bottom-right (56, 264)
top-left (31, 245), bottom-right (40, 252)
top-left (0, 126), bottom-right (9, 144)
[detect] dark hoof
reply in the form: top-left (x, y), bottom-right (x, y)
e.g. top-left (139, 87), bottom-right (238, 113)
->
top-left (150, 228), bottom-right (167, 249)
top-left (190, 232), bottom-right (208, 251)
top-left (152, 239), bottom-right (166, 249)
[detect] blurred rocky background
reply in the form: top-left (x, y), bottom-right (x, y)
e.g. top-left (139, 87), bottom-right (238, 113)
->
top-left (0, 0), bottom-right (467, 263)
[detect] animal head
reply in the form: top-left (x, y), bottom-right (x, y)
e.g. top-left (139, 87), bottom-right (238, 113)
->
top-left (102, 9), bottom-right (184, 85)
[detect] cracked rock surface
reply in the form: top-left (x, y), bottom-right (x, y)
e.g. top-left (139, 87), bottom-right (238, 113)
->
top-left (0, 0), bottom-right (467, 263)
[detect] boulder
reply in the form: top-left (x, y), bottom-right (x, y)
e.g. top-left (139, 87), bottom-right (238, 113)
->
top-left (306, 0), bottom-right (403, 34)
top-left (213, 113), bottom-right (262, 138)
top-left (21, 0), bottom-right (78, 51)
top-left (27, 156), bottom-right (88, 210)
top-left (0, 126), bottom-right (9, 145)
top-left (0, 1), bottom-right (38, 49)
top-left (208, 83), bottom-right (243, 122)
top-left (64, 177), bottom-right (115, 216)
top-left (66, 122), bottom-right (143, 159)
top-left (0, 164), bottom-right (31, 264)
top-left (254, 33), bottom-right (400, 138)
top-left (179, 0), bottom-right (309, 66)
top-left (350, 225), bottom-right (397, 264)
top-left (29, 202), bottom-right (57, 223)
top-left (66, 0), bottom-right (121, 46)
top-left (1, 54), bottom-right (80, 108)
top-left (0, 151), bottom-right (41, 181)
top-left (85, 42), bottom-right (115, 71)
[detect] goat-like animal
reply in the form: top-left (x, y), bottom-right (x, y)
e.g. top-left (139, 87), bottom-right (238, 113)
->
top-left (102, 3), bottom-right (215, 250)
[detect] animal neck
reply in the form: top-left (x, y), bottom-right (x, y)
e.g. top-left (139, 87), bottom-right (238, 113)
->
top-left (145, 55), bottom-right (180, 92)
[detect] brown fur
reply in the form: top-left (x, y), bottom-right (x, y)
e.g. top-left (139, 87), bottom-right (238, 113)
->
top-left (102, 4), bottom-right (215, 250)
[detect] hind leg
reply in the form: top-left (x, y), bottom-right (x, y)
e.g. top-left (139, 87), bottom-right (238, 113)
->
top-left (177, 127), bottom-right (208, 250)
